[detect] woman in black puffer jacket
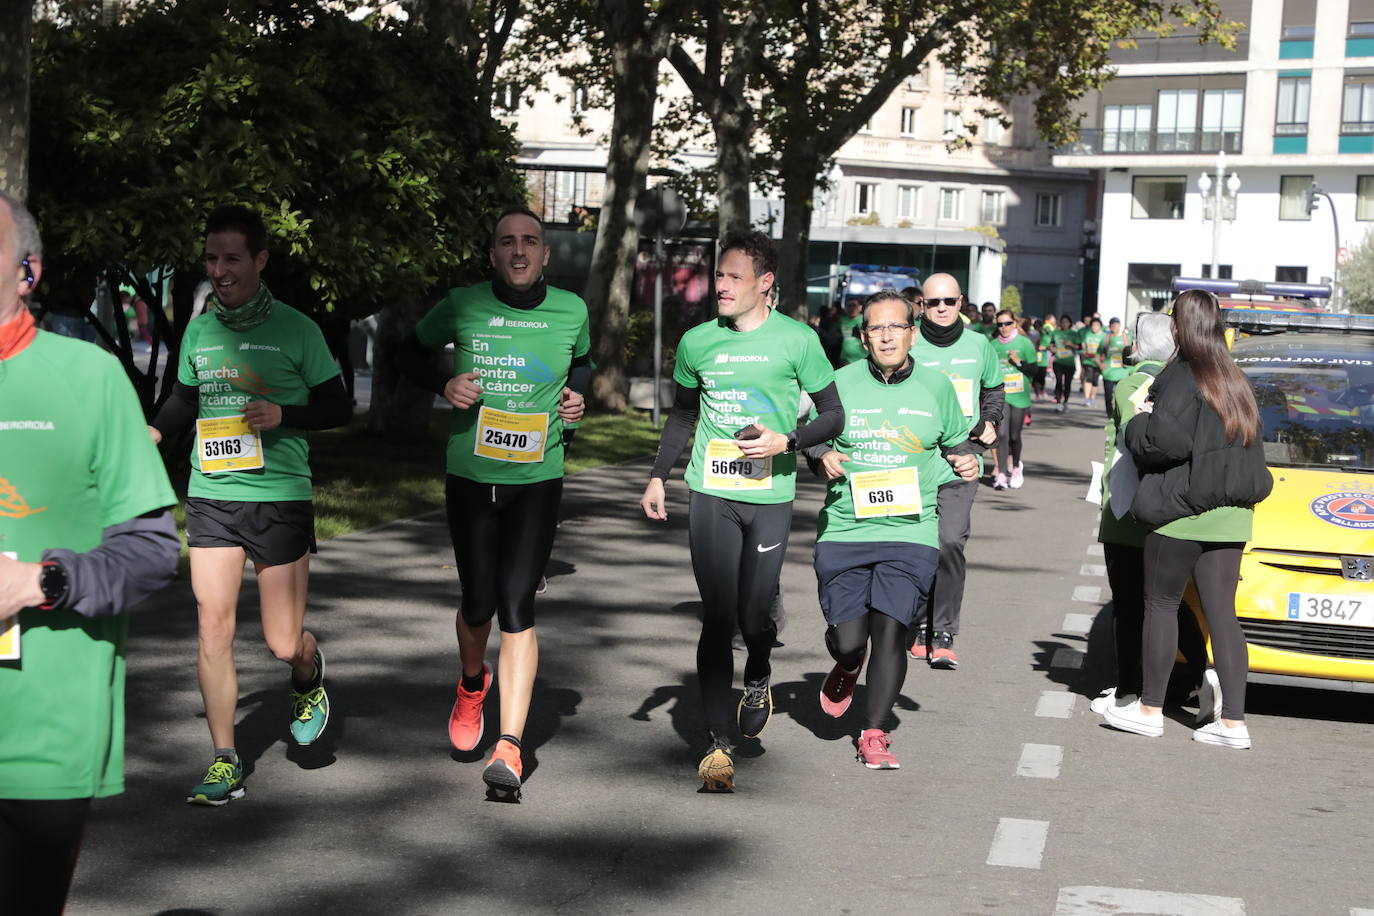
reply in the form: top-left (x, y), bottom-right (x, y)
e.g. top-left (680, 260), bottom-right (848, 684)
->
top-left (1103, 289), bottom-right (1273, 749)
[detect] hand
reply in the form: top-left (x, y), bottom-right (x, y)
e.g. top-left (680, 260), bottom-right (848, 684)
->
top-left (443, 371), bottom-right (483, 409)
top-left (974, 420), bottom-right (997, 446)
top-left (242, 400), bottom-right (283, 432)
top-left (0, 555), bottom-right (44, 620)
top-left (148, 425), bottom-right (162, 445)
top-left (947, 453), bottom-right (978, 481)
top-left (640, 477), bottom-right (668, 521)
top-left (819, 450), bottom-right (850, 480)
top-left (557, 387), bottom-right (585, 424)
top-left (1008, 351), bottom-right (1022, 366)
top-left (738, 429), bottom-right (789, 459)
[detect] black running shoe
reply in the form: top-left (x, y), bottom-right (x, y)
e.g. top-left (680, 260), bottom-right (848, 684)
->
top-left (929, 631), bottom-right (958, 669)
top-left (737, 677), bottom-right (773, 738)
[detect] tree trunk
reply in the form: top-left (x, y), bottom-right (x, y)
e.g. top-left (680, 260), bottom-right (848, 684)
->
top-left (776, 145), bottom-right (822, 317)
top-left (585, 46), bottom-right (660, 412)
top-left (714, 104), bottom-right (753, 237)
top-left (0, 0), bottom-right (33, 197)
top-left (367, 300), bottom-right (442, 440)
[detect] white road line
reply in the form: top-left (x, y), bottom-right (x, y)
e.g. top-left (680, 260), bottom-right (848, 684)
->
top-left (1085, 543), bottom-right (1104, 557)
top-left (1073, 585), bottom-right (1103, 604)
top-left (1016, 743), bottom-right (1062, 779)
top-left (1061, 613), bottom-right (1094, 634)
top-left (1035, 690), bottom-right (1076, 718)
top-left (986, 818), bottom-right (1049, 869)
top-left (1079, 563), bottom-right (1107, 577)
top-left (1051, 647), bottom-right (1085, 669)
top-left (1349, 909), bottom-right (1374, 915)
top-left (1055, 886), bottom-right (1246, 915)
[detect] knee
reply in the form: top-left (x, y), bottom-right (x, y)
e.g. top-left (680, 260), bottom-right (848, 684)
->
top-left (197, 610), bottom-right (236, 653)
top-left (265, 632), bottom-right (304, 664)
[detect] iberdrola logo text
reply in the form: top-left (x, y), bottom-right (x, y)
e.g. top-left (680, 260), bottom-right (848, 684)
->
top-left (488, 316), bottom-right (549, 329)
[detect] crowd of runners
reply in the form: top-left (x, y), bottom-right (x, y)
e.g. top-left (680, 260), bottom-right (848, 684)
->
top-left (1, 192), bottom-right (1269, 913)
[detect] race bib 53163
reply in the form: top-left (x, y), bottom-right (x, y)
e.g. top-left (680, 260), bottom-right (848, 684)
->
top-left (474, 406), bottom-right (548, 463)
top-left (703, 438), bottom-right (772, 491)
top-left (850, 467), bottom-right (921, 519)
top-left (197, 416), bottom-right (264, 474)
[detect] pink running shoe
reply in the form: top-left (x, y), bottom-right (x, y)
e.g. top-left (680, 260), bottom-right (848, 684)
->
top-left (856, 729), bottom-right (900, 769)
top-left (820, 657), bottom-right (864, 718)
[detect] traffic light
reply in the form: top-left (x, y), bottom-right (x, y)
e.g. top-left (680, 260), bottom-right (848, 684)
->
top-left (1304, 182), bottom-right (1321, 216)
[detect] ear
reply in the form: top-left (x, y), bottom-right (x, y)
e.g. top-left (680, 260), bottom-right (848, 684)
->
top-left (758, 271), bottom-right (775, 295)
top-left (254, 249), bottom-right (269, 273)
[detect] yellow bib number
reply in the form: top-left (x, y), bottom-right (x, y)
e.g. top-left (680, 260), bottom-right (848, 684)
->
top-left (851, 467), bottom-right (921, 519)
top-left (703, 438), bottom-right (773, 491)
top-left (952, 377), bottom-right (976, 418)
top-left (0, 551), bottom-right (17, 660)
top-left (475, 406), bottom-right (548, 463)
top-left (1055, 345), bottom-right (1072, 359)
top-left (197, 416), bottom-right (265, 474)
top-left (1108, 353), bottom-right (1124, 370)
top-left (1003, 371), bottom-right (1025, 395)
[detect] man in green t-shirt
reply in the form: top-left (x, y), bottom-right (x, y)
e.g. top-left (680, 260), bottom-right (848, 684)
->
top-left (1100, 316), bottom-right (1132, 416)
top-left (1079, 316), bottom-right (1108, 409)
top-left (151, 206), bottom-right (352, 806)
top-left (640, 231), bottom-right (842, 792)
top-left (1049, 314), bottom-right (1081, 412)
top-left (908, 273), bottom-right (1003, 668)
top-left (838, 297), bottom-right (866, 365)
top-left (400, 208), bottom-right (588, 801)
top-left (0, 193), bottom-right (179, 912)
top-left (805, 291), bottom-right (976, 770)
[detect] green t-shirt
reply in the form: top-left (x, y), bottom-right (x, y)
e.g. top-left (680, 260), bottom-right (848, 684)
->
top-left (674, 308), bottom-right (834, 505)
top-left (989, 333), bottom-right (1037, 409)
top-left (1036, 324), bottom-right (1055, 367)
top-left (1080, 329), bottom-right (1107, 369)
top-left (416, 282), bottom-right (591, 485)
top-left (1050, 329), bottom-right (1080, 367)
top-left (1157, 506), bottom-right (1254, 542)
top-left (973, 320), bottom-right (996, 339)
top-left (1098, 362), bottom-right (1162, 548)
top-left (179, 302), bottom-right (339, 502)
top-left (1102, 331), bottom-right (1132, 382)
top-left (816, 361), bottom-right (963, 547)
top-left (0, 333), bottom-right (176, 800)
top-left (909, 326), bottom-right (1003, 440)
top-left (838, 314), bottom-right (866, 365)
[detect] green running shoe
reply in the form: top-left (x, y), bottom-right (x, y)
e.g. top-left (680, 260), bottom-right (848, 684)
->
top-left (290, 649), bottom-right (330, 746)
top-left (186, 755), bottom-right (245, 806)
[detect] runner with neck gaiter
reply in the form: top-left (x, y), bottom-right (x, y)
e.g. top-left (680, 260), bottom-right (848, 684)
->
top-left (989, 309), bottom-right (1036, 490)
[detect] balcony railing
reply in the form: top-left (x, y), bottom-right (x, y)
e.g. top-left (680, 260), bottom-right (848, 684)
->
top-left (1055, 128), bottom-right (1242, 156)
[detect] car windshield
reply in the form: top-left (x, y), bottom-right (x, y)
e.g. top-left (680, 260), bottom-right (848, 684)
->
top-left (1242, 360), bottom-right (1374, 470)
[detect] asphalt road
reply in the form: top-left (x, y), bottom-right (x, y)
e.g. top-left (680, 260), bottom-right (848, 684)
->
top-left (66, 401), bottom-right (1374, 916)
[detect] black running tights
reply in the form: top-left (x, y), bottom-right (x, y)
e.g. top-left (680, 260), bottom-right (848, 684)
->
top-left (825, 612), bottom-right (908, 731)
top-left (0, 797), bottom-right (91, 916)
top-left (1142, 534), bottom-right (1248, 720)
top-left (1104, 542), bottom-right (1207, 698)
top-left (1053, 364), bottom-right (1075, 404)
top-left (996, 405), bottom-right (1028, 468)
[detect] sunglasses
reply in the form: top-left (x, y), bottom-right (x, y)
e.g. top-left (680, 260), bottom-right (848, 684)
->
top-left (995, 320), bottom-right (1015, 327)
top-left (922, 296), bottom-right (962, 307)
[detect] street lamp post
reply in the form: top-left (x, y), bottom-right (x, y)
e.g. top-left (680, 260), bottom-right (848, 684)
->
top-left (1196, 150), bottom-right (1241, 280)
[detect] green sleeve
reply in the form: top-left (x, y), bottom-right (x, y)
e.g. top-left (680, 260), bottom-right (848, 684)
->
top-left (796, 330), bottom-right (836, 393)
top-left (415, 295), bottom-right (456, 349)
top-left (935, 374), bottom-right (966, 449)
top-left (672, 333), bottom-right (698, 388)
top-left (95, 357), bottom-right (177, 527)
top-left (979, 339), bottom-right (1002, 389)
top-left (177, 321), bottom-right (200, 387)
top-left (574, 311), bottom-right (591, 359)
top-left (298, 317), bottom-right (342, 388)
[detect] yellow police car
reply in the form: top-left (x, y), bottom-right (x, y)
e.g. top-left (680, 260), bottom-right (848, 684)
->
top-left (1192, 283), bottom-right (1374, 690)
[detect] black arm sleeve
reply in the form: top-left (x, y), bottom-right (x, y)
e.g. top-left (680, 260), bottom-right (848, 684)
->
top-left (280, 375), bottom-right (353, 430)
top-left (42, 510), bottom-right (180, 618)
top-left (567, 353), bottom-right (591, 395)
top-left (973, 384), bottom-right (1006, 439)
top-left (150, 381), bottom-right (199, 437)
top-left (793, 382), bottom-right (843, 451)
top-left (650, 383), bottom-right (701, 480)
top-left (396, 331), bottom-right (452, 396)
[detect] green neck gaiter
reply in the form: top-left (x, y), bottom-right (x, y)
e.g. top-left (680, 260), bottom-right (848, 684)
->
top-left (210, 282), bottom-right (274, 332)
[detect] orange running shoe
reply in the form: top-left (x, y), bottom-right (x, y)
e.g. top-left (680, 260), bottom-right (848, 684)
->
top-left (448, 662), bottom-right (492, 751)
top-left (482, 738), bottom-right (523, 801)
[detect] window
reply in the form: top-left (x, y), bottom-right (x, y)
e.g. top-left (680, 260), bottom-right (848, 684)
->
top-left (1200, 264), bottom-right (1233, 279)
top-left (494, 83), bottom-right (521, 112)
top-left (1282, 0), bottom-right (1316, 39)
top-left (1127, 262), bottom-right (1182, 313)
top-left (947, 65), bottom-right (967, 94)
top-left (1131, 176), bottom-right (1185, 219)
top-left (570, 85), bottom-right (590, 114)
top-left (859, 117), bottom-right (874, 134)
top-left (1279, 174), bottom-right (1314, 220)
top-left (897, 185), bottom-right (920, 219)
top-left (1283, 25), bottom-right (1315, 39)
top-left (1035, 193), bottom-right (1063, 227)
top-left (901, 107), bottom-right (919, 136)
top-left (1358, 175), bottom-right (1374, 220)
top-left (1343, 78), bottom-right (1374, 134)
top-left (981, 190), bottom-right (1006, 224)
top-left (940, 188), bottom-right (963, 221)
top-left (1276, 77), bottom-right (1311, 135)
top-left (1276, 265), bottom-right (1308, 283)
top-left (983, 116), bottom-right (1004, 145)
top-left (904, 66), bottom-right (929, 90)
top-left (1104, 104), bottom-right (1152, 152)
top-left (943, 111), bottom-right (962, 139)
top-left (1156, 89), bottom-right (1198, 151)
top-left (1201, 88), bottom-right (1243, 151)
top-left (1352, 21), bottom-right (1374, 37)
top-left (854, 182), bottom-right (879, 215)
top-left (556, 171), bottom-right (578, 199)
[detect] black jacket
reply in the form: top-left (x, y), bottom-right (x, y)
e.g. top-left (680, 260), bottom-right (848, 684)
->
top-left (1124, 359), bottom-right (1273, 528)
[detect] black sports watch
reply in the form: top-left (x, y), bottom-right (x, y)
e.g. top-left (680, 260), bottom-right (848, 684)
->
top-left (39, 560), bottom-right (69, 610)
top-left (785, 432), bottom-right (798, 454)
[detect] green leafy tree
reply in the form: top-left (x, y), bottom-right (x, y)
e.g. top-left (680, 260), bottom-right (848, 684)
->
top-left (1339, 234), bottom-right (1374, 315)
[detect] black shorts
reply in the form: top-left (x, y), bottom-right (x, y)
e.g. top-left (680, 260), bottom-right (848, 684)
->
top-left (445, 475), bottom-right (562, 633)
top-left (814, 541), bottom-right (939, 627)
top-left (1082, 365), bottom-right (1102, 385)
top-left (184, 497), bottom-right (316, 566)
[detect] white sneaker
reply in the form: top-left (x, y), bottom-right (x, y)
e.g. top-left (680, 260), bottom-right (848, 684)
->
top-left (1089, 687), bottom-right (1117, 715)
top-left (1193, 720), bottom-right (1251, 750)
top-left (1103, 699), bottom-right (1163, 737)
top-left (1009, 463), bottom-right (1024, 489)
top-left (1194, 668), bottom-right (1222, 726)
top-left (993, 473), bottom-right (1008, 490)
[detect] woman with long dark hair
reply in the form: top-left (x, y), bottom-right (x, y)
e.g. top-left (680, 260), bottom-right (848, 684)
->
top-left (1103, 290), bottom-right (1272, 748)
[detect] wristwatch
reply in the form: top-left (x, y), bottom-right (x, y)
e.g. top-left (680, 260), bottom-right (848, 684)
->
top-left (39, 560), bottom-right (69, 610)
top-left (785, 432), bottom-right (798, 454)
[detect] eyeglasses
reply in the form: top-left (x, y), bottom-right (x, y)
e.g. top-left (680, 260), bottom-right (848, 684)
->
top-left (864, 323), bottom-right (913, 333)
top-left (995, 320), bottom-right (1015, 327)
top-left (922, 296), bottom-right (961, 307)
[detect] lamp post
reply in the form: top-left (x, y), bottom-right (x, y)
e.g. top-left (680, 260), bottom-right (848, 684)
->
top-left (1196, 150), bottom-right (1240, 279)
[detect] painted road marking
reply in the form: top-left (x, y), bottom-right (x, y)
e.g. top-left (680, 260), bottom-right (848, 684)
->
top-left (1035, 690), bottom-right (1076, 718)
top-left (986, 818), bottom-right (1048, 869)
top-left (1073, 585), bottom-right (1103, 604)
top-left (1062, 613), bottom-right (1094, 634)
top-left (1079, 563), bottom-right (1107, 577)
top-left (1055, 886), bottom-right (1246, 915)
top-left (1349, 910), bottom-right (1374, 915)
top-left (1016, 743), bottom-right (1062, 779)
top-left (1051, 647), bottom-right (1084, 669)
top-left (1085, 543), bottom-right (1104, 557)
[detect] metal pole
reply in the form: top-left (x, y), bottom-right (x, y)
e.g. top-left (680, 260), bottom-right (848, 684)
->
top-left (1210, 150), bottom-right (1224, 279)
top-left (652, 220), bottom-right (664, 427)
top-left (1323, 190), bottom-right (1341, 310)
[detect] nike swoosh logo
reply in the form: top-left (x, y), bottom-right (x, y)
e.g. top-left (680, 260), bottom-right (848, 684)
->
top-left (757, 543), bottom-right (781, 553)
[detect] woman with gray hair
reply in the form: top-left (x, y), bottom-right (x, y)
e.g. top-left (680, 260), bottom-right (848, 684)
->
top-left (1090, 312), bottom-right (1209, 718)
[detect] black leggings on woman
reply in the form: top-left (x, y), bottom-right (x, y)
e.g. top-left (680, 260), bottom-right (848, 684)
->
top-left (825, 612), bottom-right (908, 731)
top-left (1141, 533), bottom-right (1248, 720)
top-left (997, 405), bottom-right (1028, 468)
top-left (0, 797), bottom-right (91, 916)
top-left (1104, 542), bottom-right (1207, 698)
top-left (1053, 363), bottom-right (1075, 405)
